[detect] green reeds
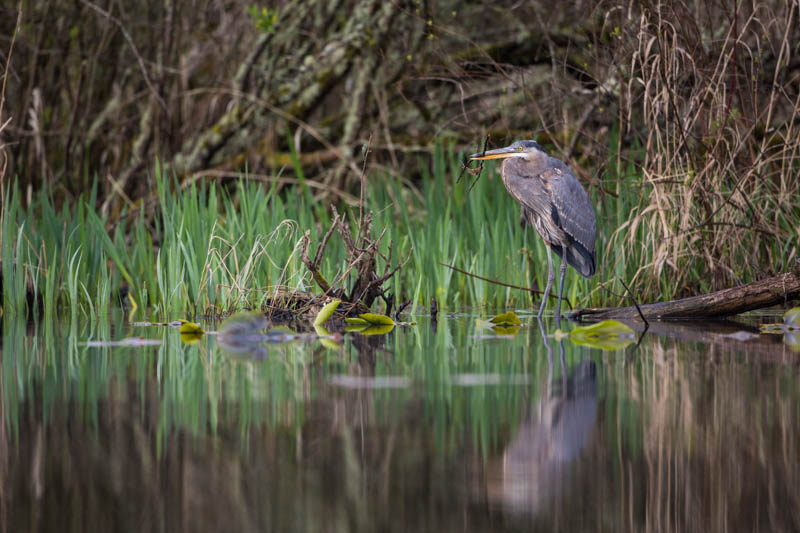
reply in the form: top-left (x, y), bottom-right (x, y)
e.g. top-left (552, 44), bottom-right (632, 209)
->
top-left (0, 141), bottom-right (796, 318)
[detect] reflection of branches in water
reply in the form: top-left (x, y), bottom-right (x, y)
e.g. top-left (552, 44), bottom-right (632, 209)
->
top-left (348, 332), bottom-right (394, 376)
top-left (5, 317), bottom-right (800, 532)
top-left (615, 334), bottom-right (800, 532)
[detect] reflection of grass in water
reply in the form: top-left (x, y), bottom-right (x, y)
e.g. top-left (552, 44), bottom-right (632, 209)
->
top-left (599, 333), bottom-right (800, 531)
top-left (5, 315), bottom-right (800, 530)
top-left (3, 314), bottom-right (580, 457)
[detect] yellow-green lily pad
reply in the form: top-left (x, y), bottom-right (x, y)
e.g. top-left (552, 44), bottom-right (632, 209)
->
top-left (313, 324), bottom-right (340, 350)
top-left (569, 320), bottom-right (635, 351)
top-left (180, 331), bottom-right (204, 345)
top-left (492, 325), bottom-right (521, 336)
top-left (357, 324), bottom-right (395, 336)
top-left (489, 311), bottom-right (522, 326)
top-left (314, 299), bottom-right (341, 326)
top-left (345, 313), bottom-right (394, 326)
top-left (784, 307), bottom-right (800, 327)
top-left (179, 320), bottom-right (205, 335)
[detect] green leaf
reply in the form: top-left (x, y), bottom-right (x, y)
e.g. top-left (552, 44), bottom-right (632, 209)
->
top-left (489, 311), bottom-right (521, 326)
top-left (491, 325), bottom-right (521, 336)
top-left (180, 331), bottom-right (204, 345)
top-left (314, 299), bottom-right (341, 326)
top-left (345, 313), bottom-right (394, 326)
top-left (570, 335), bottom-right (634, 351)
top-left (313, 324), bottom-right (340, 350)
top-left (569, 320), bottom-right (635, 351)
top-left (179, 320), bottom-right (205, 344)
top-left (179, 320), bottom-right (205, 335)
top-left (346, 324), bottom-right (394, 336)
top-left (784, 307), bottom-right (800, 327)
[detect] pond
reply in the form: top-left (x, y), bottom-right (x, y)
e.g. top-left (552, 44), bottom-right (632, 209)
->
top-left (2, 311), bottom-right (799, 532)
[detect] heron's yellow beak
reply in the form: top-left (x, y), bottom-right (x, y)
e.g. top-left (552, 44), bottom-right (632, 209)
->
top-left (469, 147), bottom-right (520, 160)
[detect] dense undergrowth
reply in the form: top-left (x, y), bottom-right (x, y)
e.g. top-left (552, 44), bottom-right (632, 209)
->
top-left (2, 137), bottom-right (797, 319)
top-left (3, 2), bottom-right (799, 319)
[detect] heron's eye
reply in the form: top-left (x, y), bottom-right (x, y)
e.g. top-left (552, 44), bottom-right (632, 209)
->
top-left (517, 146), bottom-right (523, 151)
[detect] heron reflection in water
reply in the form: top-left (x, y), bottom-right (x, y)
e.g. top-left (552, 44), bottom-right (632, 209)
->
top-left (483, 320), bottom-right (598, 514)
top-left (470, 141), bottom-right (596, 318)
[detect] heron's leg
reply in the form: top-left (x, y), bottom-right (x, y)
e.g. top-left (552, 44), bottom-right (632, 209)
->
top-left (559, 339), bottom-right (567, 396)
top-left (556, 255), bottom-right (567, 319)
top-left (537, 318), bottom-right (553, 399)
top-left (537, 245), bottom-right (555, 318)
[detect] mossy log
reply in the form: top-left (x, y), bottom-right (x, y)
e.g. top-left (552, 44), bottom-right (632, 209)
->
top-left (572, 271), bottom-right (800, 321)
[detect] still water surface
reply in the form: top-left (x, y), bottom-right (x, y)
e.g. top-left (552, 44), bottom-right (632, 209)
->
top-left (2, 312), bottom-right (799, 532)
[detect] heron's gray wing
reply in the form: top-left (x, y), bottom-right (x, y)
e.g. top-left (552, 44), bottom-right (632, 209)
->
top-left (545, 159), bottom-right (596, 258)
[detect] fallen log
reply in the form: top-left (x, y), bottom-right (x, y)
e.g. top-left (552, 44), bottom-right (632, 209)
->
top-left (571, 271), bottom-right (800, 321)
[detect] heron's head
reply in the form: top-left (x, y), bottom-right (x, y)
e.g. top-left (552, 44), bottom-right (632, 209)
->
top-left (469, 140), bottom-right (547, 161)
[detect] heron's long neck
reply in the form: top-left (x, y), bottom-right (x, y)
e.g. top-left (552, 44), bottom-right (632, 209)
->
top-left (501, 154), bottom-right (550, 183)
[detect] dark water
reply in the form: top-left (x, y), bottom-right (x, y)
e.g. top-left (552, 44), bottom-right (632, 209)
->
top-left (1, 311), bottom-right (799, 532)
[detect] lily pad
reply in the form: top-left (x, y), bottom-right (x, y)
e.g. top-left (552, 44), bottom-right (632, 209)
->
top-left (180, 331), bottom-right (204, 345)
top-left (314, 299), bottom-right (341, 326)
top-left (345, 323), bottom-right (395, 335)
top-left (313, 324), bottom-right (341, 350)
top-left (784, 307), bottom-right (800, 327)
top-left (569, 320), bottom-right (635, 351)
top-left (358, 324), bottom-right (395, 336)
top-left (491, 325), bottom-right (521, 336)
top-left (345, 313), bottom-right (394, 326)
top-left (489, 311), bottom-right (522, 326)
top-left (179, 320), bottom-right (205, 335)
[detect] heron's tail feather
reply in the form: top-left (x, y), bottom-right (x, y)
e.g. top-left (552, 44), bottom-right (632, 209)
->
top-left (552, 241), bottom-right (596, 278)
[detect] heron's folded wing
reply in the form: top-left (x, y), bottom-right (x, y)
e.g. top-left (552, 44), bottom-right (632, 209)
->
top-left (545, 164), bottom-right (596, 257)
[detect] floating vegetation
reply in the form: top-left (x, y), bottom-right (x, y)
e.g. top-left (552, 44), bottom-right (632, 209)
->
top-left (759, 307), bottom-right (800, 352)
top-left (567, 320), bottom-right (636, 351)
top-left (489, 311), bottom-right (522, 326)
top-left (313, 299), bottom-right (341, 326)
top-left (1, 144), bottom-right (797, 320)
top-left (345, 313), bottom-right (395, 326)
top-left (760, 307), bottom-right (800, 334)
top-left (474, 311), bottom-right (523, 336)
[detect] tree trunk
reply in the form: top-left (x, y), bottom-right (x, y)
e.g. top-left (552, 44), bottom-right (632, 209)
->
top-left (571, 271), bottom-right (800, 321)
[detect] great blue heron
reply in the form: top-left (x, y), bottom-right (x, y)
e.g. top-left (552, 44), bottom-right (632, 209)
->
top-left (470, 140), bottom-right (596, 318)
